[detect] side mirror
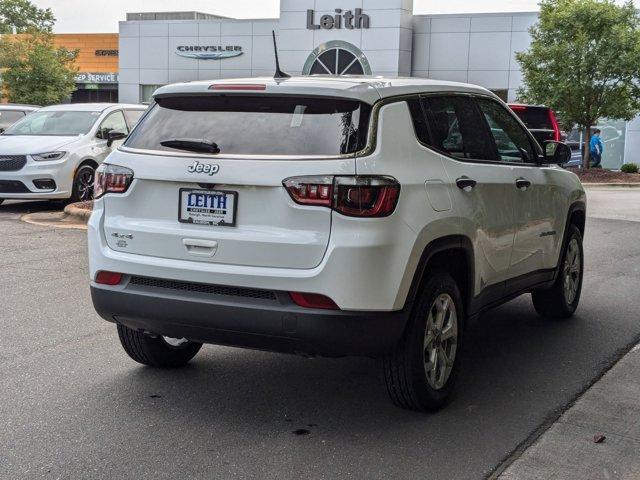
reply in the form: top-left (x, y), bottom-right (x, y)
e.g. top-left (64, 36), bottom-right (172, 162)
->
top-left (107, 130), bottom-right (127, 147)
top-left (544, 141), bottom-right (572, 165)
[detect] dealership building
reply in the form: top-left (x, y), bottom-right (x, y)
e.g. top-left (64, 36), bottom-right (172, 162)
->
top-left (117, 0), bottom-right (633, 168)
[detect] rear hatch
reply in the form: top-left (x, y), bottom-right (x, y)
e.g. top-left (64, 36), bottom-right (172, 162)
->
top-left (101, 91), bottom-right (371, 269)
top-left (509, 104), bottom-right (560, 145)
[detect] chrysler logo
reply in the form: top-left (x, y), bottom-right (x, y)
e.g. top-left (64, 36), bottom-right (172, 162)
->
top-left (176, 45), bottom-right (243, 60)
top-left (188, 161), bottom-right (219, 175)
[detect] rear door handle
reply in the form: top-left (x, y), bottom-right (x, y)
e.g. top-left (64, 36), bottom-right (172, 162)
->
top-left (456, 176), bottom-right (477, 191)
top-left (183, 238), bottom-right (218, 257)
top-left (516, 178), bottom-right (532, 191)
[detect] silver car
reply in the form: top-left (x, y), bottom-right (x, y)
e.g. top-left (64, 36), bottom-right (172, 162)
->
top-left (0, 103), bottom-right (146, 205)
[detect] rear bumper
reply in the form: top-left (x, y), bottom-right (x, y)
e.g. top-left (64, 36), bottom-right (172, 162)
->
top-left (91, 281), bottom-right (409, 357)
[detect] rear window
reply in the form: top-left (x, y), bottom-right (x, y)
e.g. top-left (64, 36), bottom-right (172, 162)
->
top-left (510, 106), bottom-right (553, 130)
top-left (124, 95), bottom-right (371, 156)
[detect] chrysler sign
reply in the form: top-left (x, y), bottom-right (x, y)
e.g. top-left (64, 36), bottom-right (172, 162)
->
top-left (175, 45), bottom-right (243, 60)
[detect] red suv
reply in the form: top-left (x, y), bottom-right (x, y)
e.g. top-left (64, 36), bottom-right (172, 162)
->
top-left (508, 104), bottom-right (562, 146)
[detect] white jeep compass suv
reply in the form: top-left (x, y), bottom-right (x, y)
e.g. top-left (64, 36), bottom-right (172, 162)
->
top-left (0, 103), bottom-right (146, 204)
top-left (88, 77), bottom-right (585, 411)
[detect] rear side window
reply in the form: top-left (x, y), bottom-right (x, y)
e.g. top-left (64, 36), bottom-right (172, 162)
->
top-left (421, 96), bottom-right (495, 161)
top-left (125, 95), bottom-right (371, 156)
top-left (406, 99), bottom-right (430, 144)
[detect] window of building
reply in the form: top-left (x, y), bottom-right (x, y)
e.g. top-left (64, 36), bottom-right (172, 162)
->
top-left (303, 41), bottom-right (371, 76)
top-left (140, 85), bottom-right (164, 104)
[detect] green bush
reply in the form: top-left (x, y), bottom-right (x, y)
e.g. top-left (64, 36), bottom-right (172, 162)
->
top-left (621, 163), bottom-right (639, 174)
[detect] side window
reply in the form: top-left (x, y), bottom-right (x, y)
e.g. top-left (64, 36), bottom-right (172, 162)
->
top-left (124, 109), bottom-right (145, 130)
top-left (476, 98), bottom-right (538, 163)
top-left (98, 111), bottom-right (128, 139)
top-left (422, 96), bottom-right (495, 161)
top-left (406, 99), bottom-right (430, 145)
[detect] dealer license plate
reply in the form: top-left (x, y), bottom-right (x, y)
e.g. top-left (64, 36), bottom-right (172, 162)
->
top-left (178, 188), bottom-right (237, 226)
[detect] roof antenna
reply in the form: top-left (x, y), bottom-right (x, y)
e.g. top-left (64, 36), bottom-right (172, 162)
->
top-left (272, 30), bottom-right (290, 80)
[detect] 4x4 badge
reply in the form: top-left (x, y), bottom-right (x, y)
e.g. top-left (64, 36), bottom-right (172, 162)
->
top-left (188, 161), bottom-right (219, 176)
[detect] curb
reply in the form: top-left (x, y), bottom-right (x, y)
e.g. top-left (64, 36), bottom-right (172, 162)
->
top-left (63, 203), bottom-right (93, 222)
top-left (581, 183), bottom-right (640, 188)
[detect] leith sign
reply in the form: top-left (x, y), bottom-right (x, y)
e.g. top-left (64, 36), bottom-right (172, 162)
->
top-left (306, 8), bottom-right (370, 30)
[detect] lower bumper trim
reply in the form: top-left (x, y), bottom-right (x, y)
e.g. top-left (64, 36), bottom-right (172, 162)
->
top-left (91, 284), bottom-right (409, 357)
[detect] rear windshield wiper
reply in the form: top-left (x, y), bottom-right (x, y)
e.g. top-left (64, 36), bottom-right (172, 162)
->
top-left (160, 138), bottom-right (220, 154)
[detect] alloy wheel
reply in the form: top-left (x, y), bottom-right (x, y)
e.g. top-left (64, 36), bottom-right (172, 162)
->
top-left (76, 166), bottom-right (95, 201)
top-left (563, 238), bottom-right (581, 304)
top-left (423, 293), bottom-right (458, 390)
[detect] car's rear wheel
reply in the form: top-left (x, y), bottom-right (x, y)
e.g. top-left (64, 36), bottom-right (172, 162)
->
top-left (531, 224), bottom-right (584, 319)
top-left (70, 164), bottom-right (96, 202)
top-left (382, 271), bottom-right (463, 411)
top-left (117, 324), bottom-right (202, 368)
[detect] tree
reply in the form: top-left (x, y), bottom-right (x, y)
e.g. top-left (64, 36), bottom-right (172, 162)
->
top-left (517, 0), bottom-right (640, 168)
top-left (0, 0), bottom-right (55, 33)
top-left (0, 33), bottom-right (78, 105)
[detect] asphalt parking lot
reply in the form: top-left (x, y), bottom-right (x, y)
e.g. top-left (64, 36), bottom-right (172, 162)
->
top-left (1, 189), bottom-right (640, 480)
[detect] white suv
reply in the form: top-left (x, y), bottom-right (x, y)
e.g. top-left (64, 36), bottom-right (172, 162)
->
top-left (88, 77), bottom-right (585, 411)
top-left (0, 103), bottom-right (146, 205)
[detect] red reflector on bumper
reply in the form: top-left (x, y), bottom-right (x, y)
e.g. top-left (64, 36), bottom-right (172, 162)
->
top-left (290, 292), bottom-right (339, 310)
top-left (95, 271), bottom-right (123, 285)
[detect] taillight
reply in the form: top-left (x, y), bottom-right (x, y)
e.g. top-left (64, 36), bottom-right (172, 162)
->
top-left (281, 175), bottom-right (334, 207)
top-left (290, 292), bottom-right (339, 310)
top-left (95, 271), bottom-right (123, 285)
top-left (94, 164), bottom-right (134, 199)
top-left (209, 83), bottom-right (267, 91)
top-left (549, 109), bottom-right (561, 142)
top-left (283, 175), bottom-right (400, 218)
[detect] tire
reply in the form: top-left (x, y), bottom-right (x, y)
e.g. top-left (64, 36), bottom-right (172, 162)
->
top-left (382, 271), bottom-right (464, 411)
top-left (70, 163), bottom-right (96, 203)
top-left (117, 324), bottom-right (202, 368)
top-left (531, 224), bottom-right (584, 319)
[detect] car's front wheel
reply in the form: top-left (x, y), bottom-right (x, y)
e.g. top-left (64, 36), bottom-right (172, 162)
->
top-left (382, 271), bottom-right (464, 411)
top-left (532, 224), bottom-right (584, 319)
top-left (70, 164), bottom-right (96, 202)
top-left (117, 324), bottom-right (202, 368)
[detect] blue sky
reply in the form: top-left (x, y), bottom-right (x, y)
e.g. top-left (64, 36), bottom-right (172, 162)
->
top-left (34, 0), bottom-right (545, 32)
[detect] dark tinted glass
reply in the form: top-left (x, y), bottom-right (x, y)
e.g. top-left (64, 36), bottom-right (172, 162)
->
top-left (406, 99), bottom-right (430, 144)
top-left (337, 50), bottom-right (355, 73)
top-left (318, 50), bottom-right (337, 72)
top-left (0, 110), bottom-right (26, 129)
top-left (511, 106), bottom-right (553, 130)
top-left (478, 98), bottom-right (537, 163)
top-left (125, 96), bottom-right (371, 156)
top-left (422, 96), bottom-right (495, 161)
